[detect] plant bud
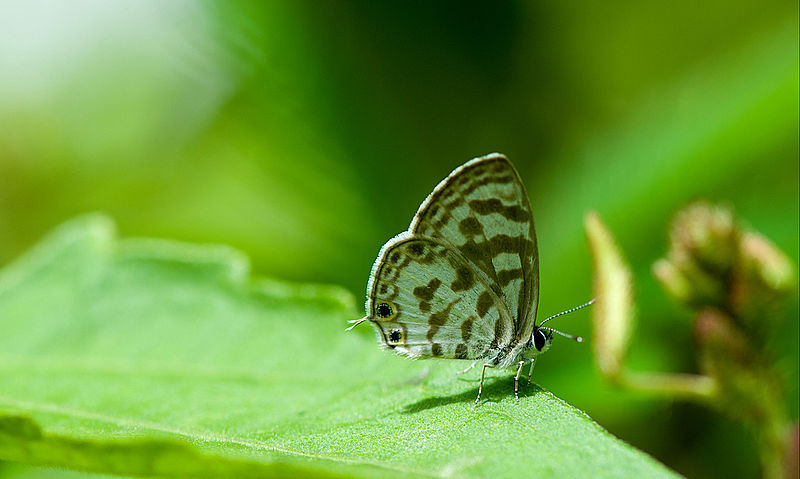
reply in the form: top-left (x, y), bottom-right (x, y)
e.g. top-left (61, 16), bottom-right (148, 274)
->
top-left (730, 232), bottom-right (797, 325)
top-left (670, 202), bottom-right (738, 277)
top-left (585, 212), bottom-right (635, 382)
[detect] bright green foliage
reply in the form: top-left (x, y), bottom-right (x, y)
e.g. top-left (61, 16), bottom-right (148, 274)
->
top-left (0, 462), bottom-right (122, 479)
top-left (0, 216), bottom-right (679, 478)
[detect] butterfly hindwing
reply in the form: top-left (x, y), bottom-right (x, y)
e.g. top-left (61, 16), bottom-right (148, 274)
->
top-left (409, 153), bottom-right (540, 341)
top-left (366, 234), bottom-right (514, 361)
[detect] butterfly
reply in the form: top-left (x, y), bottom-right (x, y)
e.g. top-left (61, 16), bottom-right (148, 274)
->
top-left (348, 153), bottom-right (591, 404)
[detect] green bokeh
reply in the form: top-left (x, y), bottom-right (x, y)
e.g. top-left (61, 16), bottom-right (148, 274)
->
top-left (0, 2), bottom-right (797, 478)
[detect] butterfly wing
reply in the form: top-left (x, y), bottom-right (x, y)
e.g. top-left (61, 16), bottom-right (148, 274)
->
top-left (365, 234), bottom-right (514, 361)
top-left (409, 153), bottom-right (539, 341)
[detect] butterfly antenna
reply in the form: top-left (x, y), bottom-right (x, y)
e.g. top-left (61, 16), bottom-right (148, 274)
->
top-left (538, 298), bottom-right (596, 327)
top-left (345, 317), bottom-right (370, 331)
top-left (541, 327), bottom-right (584, 343)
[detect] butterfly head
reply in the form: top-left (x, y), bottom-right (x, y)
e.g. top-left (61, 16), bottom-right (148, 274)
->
top-left (526, 326), bottom-right (579, 358)
top-left (527, 299), bottom-right (595, 354)
top-left (532, 327), bottom-right (554, 353)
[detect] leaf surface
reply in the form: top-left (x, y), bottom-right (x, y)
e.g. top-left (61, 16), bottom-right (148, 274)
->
top-left (0, 215), bottom-right (680, 478)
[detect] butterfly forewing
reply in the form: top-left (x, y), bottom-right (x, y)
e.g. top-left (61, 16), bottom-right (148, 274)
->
top-left (367, 235), bottom-right (514, 360)
top-left (409, 154), bottom-right (539, 340)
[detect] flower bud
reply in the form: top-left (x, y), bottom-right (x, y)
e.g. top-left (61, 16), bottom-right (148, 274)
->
top-left (585, 212), bottom-right (635, 382)
top-left (730, 232), bottom-right (797, 325)
top-left (670, 202), bottom-right (738, 277)
top-left (655, 202), bottom-right (736, 308)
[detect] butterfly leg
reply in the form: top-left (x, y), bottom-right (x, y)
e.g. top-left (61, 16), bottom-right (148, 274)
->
top-left (514, 360), bottom-right (526, 401)
top-left (456, 360), bottom-right (478, 375)
top-left (474, 363), bottom-right (495, 406)
top-left (527, 357), bottom-right (537, 385)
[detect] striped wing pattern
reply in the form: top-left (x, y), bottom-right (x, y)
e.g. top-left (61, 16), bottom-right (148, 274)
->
top-left (366, 236), bottom-right (512, 360)
top-left (364, 153), bottom-right (538, 366)
top-left (411, 154), bottom-right (539, 340)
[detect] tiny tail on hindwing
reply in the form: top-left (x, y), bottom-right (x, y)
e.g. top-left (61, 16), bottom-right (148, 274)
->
top-left (345, 317), bottom-right (369, 331)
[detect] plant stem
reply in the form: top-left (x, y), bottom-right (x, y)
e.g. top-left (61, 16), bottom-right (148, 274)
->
top-left (622, 371), bottom-right (717, 402)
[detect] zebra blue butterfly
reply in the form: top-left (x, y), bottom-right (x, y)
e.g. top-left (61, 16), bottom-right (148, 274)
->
top-left (349, 153), bottom-right (591, 403)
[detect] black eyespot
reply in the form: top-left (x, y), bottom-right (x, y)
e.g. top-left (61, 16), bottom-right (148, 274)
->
top-left (533, 329), bottom-right (547, 351)
top-left (376, 302), bottom-right (393, 318)
top-left (388, 329), bottom-right (402, 343)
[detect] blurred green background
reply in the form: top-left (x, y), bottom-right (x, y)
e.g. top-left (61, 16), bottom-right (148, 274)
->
top-left (0, 1), bottom-right (797, 478)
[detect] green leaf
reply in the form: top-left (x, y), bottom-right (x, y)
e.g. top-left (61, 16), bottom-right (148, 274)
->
top-left (0, 215), bottom-right (681, 478)
top-left (0, 461), bottom-right (123, 479)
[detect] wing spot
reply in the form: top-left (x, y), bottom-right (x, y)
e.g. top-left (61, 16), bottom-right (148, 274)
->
top-left (419, 301), bottom-right (431, 313)
top-left (454, 343), bottom-right (468, 359)
top-left (489, 234), bottom-right (524, 254)
top-left (468, 198), bottom-right (528, 222)
top-left (376, 302), bottom-right (394, 318)
top-left (408, 242), bottom-right (425, 257)
top-left (432, 215), bottom-right (452, 232)
top-left (458, 217), bottom-right (484, 236)
top-left (458, 241), bottom-right (495, 280)
top-left (444, 196), bottom-right (465, 209)
top-left (432, 343), bottom-right (443, 356)
top-left (413, 278), bottom-right (442, 301)
top-left (497, 268), bottom-right (523, 286)
top-left (450, 266), bottom-right (475, 292)
top-left (459, 174), bottom-right (514, 197)
top-left (461, 318), bottom-right (474, 342)
top-left (477, 291), bottom-right (494, 318)
top-left (427, 298), bottom-right (461, 341)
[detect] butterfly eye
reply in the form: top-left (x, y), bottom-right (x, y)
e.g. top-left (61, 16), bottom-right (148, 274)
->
top-left (388, 329), bottom-right (403, 344)
top-left (375, 302), bottom-right (394, 319)
top-left (533, 329), bottom-right (547, 351)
